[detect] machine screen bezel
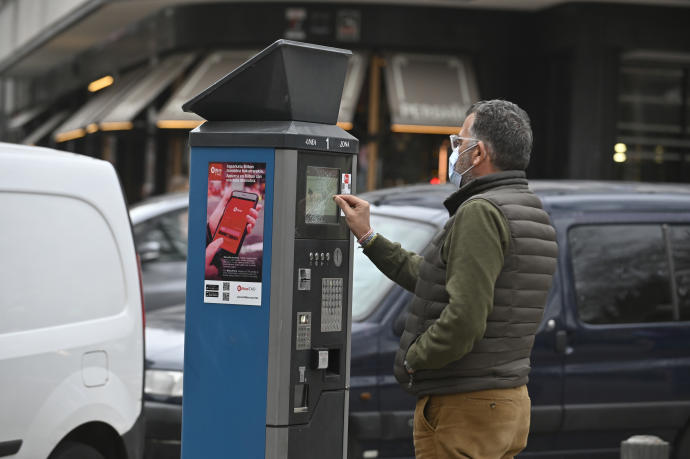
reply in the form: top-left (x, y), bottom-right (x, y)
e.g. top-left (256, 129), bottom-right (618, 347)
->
top-left (295, 151), bottom-right (352, 240)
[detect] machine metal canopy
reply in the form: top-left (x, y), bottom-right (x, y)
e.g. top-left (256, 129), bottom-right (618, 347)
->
top-left (155, 50), bottom-right (256, 129)
top-left (183, 40), bottom-right (351, 125)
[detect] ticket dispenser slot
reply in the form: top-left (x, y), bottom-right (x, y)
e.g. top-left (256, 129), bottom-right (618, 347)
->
top-left (293, 384), bottom-right (308, 413)
top-left (181, 40), bottom-right (357, 459)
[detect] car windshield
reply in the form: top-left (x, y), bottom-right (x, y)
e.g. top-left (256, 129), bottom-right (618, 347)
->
top-left (352, 213), bottom-right (436, 320)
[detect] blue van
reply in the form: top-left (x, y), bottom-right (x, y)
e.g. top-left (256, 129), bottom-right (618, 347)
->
top-left (347, 181), bottom-right (690, 459)
top-left (139, 181), bottom-right (690, 459)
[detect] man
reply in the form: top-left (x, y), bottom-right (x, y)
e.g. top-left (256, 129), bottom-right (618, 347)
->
top-left (334, 99), bottom-right (558, 459)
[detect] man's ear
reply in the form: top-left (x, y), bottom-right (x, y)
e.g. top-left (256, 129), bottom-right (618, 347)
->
top-left (475, 140), bottom-right (489, 166)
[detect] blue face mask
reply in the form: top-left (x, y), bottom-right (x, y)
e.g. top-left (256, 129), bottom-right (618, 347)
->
top-left (448, 143), bottom-right (478, 187)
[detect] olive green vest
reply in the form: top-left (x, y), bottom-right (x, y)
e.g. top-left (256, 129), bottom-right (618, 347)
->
top-left (393, 172), bottom-right (558, 396)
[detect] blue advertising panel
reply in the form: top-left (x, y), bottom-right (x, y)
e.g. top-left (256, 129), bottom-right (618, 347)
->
top-left (182, 147), bottom-right (274, 459)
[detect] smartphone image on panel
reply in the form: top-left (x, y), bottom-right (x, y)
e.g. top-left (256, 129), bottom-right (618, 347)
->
top-left (212, 191), bottom-right (258, 255)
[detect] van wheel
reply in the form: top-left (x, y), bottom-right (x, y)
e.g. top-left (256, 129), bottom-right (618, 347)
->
top-left (49, 441), bottom-right (106, 459)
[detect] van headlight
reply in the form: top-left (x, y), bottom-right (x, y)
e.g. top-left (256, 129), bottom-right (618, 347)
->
top-left (145, 369), bottom-right (183, 397)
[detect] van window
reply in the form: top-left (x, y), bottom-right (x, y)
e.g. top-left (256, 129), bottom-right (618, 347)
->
top-left (0, 193), bottom-right (126, 333)
top-left (569, 225), bottom-right (674, 324)
top-left (670, 225), bottom-right (690, 321)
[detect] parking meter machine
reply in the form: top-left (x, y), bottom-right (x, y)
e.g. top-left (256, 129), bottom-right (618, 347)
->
top-left (181, 40), bottom-right (358, 459)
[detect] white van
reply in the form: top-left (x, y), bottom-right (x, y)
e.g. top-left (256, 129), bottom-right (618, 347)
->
top-left (0, 143), bottom-right (144, 459)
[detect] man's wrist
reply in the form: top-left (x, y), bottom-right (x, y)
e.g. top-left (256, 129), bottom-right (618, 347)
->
top-left (356, 227), bottom-right (373, 242)
top-left (358, 228), bottom-right (376, 248)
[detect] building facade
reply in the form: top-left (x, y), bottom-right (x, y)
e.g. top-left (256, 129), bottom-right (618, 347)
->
top-left (1, 0), bottom-right (690, 203)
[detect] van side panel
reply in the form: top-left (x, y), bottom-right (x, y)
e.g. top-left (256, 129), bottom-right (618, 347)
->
top-left (0, 193), bottom-right (126, 333)
top-left (0, 146), bottom-right (143, 459)
top-left (557, 213), bottom-right (690, 455)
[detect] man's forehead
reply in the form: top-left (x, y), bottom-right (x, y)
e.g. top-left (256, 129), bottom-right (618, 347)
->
top-left (459, 113), bottom-right (475, 135)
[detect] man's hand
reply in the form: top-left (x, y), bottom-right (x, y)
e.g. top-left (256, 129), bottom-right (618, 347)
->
top-left (333, 194), bottom-right (371, 240)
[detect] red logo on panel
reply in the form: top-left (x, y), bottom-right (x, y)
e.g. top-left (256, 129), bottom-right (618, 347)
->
top-left (209, 163), bottom-right (224, 180)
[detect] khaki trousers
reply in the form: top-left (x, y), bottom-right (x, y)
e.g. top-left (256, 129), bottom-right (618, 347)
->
top-left (413, 385), bottom-right (531, 459)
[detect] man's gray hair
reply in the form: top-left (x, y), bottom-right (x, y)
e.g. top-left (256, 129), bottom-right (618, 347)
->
top-left (466, 99), bottom-right (532, 171)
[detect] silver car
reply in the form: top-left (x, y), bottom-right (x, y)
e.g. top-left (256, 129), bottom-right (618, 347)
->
top-left (130, 192), bottom-right (189, 311)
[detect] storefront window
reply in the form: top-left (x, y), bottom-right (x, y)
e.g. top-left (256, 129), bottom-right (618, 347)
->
top-left (614, 58), bottom-right (690, 182)
top-left (379, 132), bottom-right (445, 187)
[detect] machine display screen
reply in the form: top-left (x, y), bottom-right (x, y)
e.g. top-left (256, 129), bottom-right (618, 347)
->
top-left (305, 166), bottom-right (339, 224)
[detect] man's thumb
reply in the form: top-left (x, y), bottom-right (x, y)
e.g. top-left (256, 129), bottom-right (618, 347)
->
top-left (333, 196), bottom-right (352, 216)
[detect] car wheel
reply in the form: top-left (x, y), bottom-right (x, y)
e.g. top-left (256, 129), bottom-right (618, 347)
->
top-left (49, 441), bottom-right (106, 459)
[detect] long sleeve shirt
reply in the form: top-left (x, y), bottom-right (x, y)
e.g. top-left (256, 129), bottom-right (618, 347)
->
top-left (363, 198), bottom-right (510, 370)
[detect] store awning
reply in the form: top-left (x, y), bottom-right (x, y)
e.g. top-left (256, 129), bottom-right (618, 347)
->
top-left (337, 52), bottom-right (368, 130)
top-left (155, 50), bottom-right (256, 129)
top-left (384, 53), bottom-right (479, 134)
top-left (98, 53), bottom-right (196, 131)
top-left (23, 111), bottom-right (70, 145)
top-left (53, 66), bottom-right (148, 142)
top-left (8, 104), bottom-right (48, 131)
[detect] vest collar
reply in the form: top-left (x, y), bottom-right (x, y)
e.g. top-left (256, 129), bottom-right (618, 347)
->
top-left (444, 170), bottom-right (528, 216)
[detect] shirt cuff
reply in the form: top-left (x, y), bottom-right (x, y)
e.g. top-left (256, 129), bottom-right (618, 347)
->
top-left (360, 233), bottom-right (378, 249)
top-left (362, 233), bottom-right (386, 256)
